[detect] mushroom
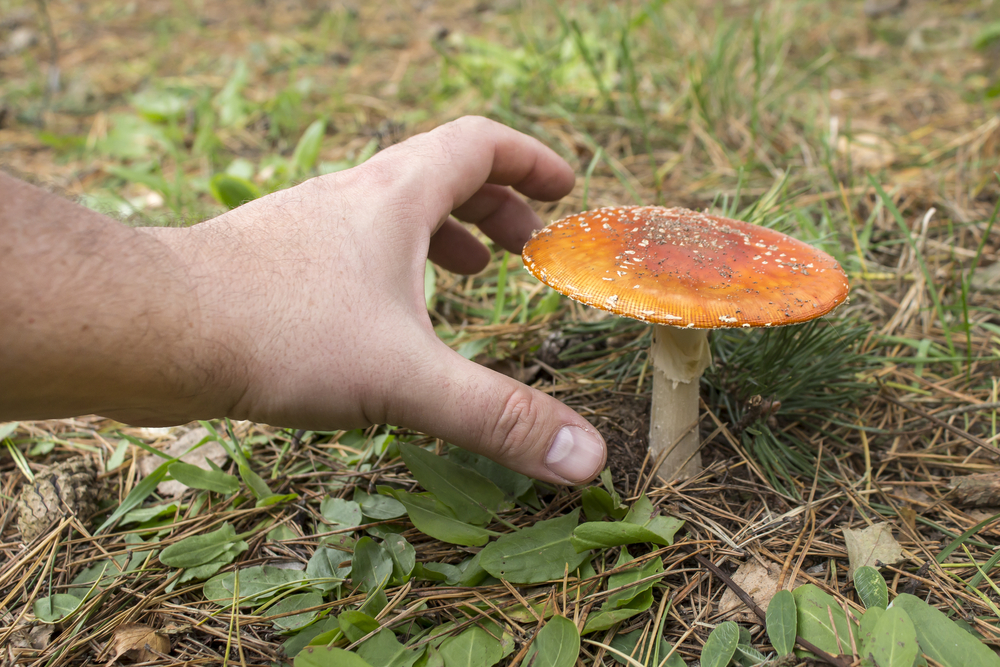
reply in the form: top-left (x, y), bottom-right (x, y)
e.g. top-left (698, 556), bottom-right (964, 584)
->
top-left (522, 206), bottom-right (850, 481)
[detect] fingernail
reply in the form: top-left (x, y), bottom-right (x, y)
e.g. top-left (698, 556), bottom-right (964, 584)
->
top-left (545, 425), bottom-right (606, 483)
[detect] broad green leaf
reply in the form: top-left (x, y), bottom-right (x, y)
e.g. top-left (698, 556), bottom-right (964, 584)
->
top-left (121, 502), bottom-right (180, 525)
top-left (209, 173), bottom-right (260, 210)
top-left (358, 586), bottom-right (388, 617)
top-left (524, 616), bottom-right (579, 667)
top-left (34, 593), bottom-right (84, 623)
top-left (305, 535), bottom-right (352, 592)
top-left (384, 489), bottom-right (492, 547)
top-left (268, 592), bottom-right (323, 633)
top-left (203, 566), bottom-right (306, 606)
top-left (892, 593), bottom-right (1000, 667)
top-left (175, 545), bottom-right (246, 583)
top-left (624, 496), bottom-right (684, 544)
top-left (355, 490), bottom-right (406, 520)
top-left (571, 521), bottom-right (673, 552)
top-left (734, 643), bottom-right (767, 667)
top-left (866, 606), bottom-right (918, 667)
top-left (292, 119), bottom-right (326, 175)
top-left (385, 533), bottom-right (416, 584)
top-left (159, 522), bottom-right (244, 568)
top-left (353, 537), bottom-right (393, 593)
top-left (582, 589), bottom-right (654, 634)
top-left (399, 443), bottom-right (508, 524)
top-left (581, 486), bottom-right (628, 521)
top-left (0, 422), bottom-right (18, 440)
top-left (168, 462), bottom-right (240, 494)
top-left (446, 448), bottom-right (534, 500)
top-left (107, 438), bottom-right (129, 471)
top-left (358, 629), bottom-right (422, 667)
top-left (605, 548), bottom-right (663, 610)
top-left (238, 463), bottom-right (273, 499)
top-left (702, 622), bottom-right (740, 667)
top-left (765, 589), bottom-right (797, 655)
top-left (439, 625), bottom-right (503, 667)
top-left (132, 89), bottom-right (187, 122)
top-left (792, 584), bottom-right (859, 657)
top-left (294, 646), bottom-right (373, 667)
top-left (480, 509), bottom-right (589, 584)
top-left (320, 497), bottom-right (363, 529)
top-left (855, 566), bottom-right (889, 610)
top-left (339, 610), bottom-right (380, 643)
top-left (859, 607), bottom-right (886, 657)
top-left (284, 617), bottom-right (340, 658)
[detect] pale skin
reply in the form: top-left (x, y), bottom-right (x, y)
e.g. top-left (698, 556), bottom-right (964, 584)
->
top-left (1, 116), bottom-right (606, 485)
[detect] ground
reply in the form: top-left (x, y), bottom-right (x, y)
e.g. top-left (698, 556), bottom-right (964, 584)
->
top-left (3, 0), bottom-right (1000, 665)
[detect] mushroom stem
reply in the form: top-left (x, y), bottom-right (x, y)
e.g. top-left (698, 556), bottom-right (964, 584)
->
top-left (648, 325), bottom-right (712, 481)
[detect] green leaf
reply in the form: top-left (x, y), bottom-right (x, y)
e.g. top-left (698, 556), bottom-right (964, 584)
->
top-left (605, 548), bottom-right (663, 610)
top-left (268, 592), bottom-right (323, 633)
top-left (438, 626), bottom-right (503, 667)
top-left (96, 458), bottom-right (174, 533)
top-left (480, 509), bottom-right (588, 584)
top-left (284, 618), bottom-right (340, 658)
top-left (581, 486), bottom-right (628, 521)
top-left (384, 489), bottom-right (493, 547)
top-left (339, 610), bottom-right (380, 643)
top-left (701, 621), bottom-right (740, 667)
top-left (292, 119), bottom-right (326, 175)
top-left (571, 521), bottom-right (674, 552)
top-left (859, 607), bottom-right (886, 657)
top-left (892, 593), bottom-right (1000, 667)
top-left (203, 566), bottom-right (306, 606)
top-left (866, 606), bottom-right (918, 667)
top-left (524, 616), bottom-right (579, 667)
top-left (582, 589), bottom-right (654, 634)
top-left (424, 261), bottom-right (437, 310)
top-left (358, 629), bottom-right (422, 667)
top-left (792, 584), bottom-right (859, 657)
top-left (765, 589), bottom-right (797, 656)
top-left (294, 646), bottom-right (374, 667)
top-left (34, 593), bottom-right (85, 623)
top-left (734, 643), bottom-right (768, 667)
top-left (320, 497), bottom-right (363, 529)
top-left (238, 463), bottom-right (273, 499)
top-left (855, 566), bottom-right (889, 610)
top-left (624, 495), bottom-right (685, 544)
top-left (352, 537), bottom-right (393, 593)
top-left (209, 173), bottom-right (260, 210)
top-left (399, 443), bottom-right (508, 524)
top-left (356, 490), bottom-right (407, 520)
top-left (159, 522), bottom-right (246, 568)
top-left (446, 448), bottom-right (534, 501)
top-left (385, 533), bottom-right (416, 584)
top-left (168, 462), bottom-right (240, 494)
top-left (305, 535), bottom-right (352, 592)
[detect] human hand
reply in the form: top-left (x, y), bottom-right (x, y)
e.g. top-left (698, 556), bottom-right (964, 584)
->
top-left (149, 116), bottom-right (606, 485)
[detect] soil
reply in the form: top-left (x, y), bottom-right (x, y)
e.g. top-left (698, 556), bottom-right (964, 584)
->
top-left (575, 389), bottom-right (651, 495)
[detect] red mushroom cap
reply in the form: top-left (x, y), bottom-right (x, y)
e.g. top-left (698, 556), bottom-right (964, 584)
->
top-left (522, 206), bottom-right (850, 329)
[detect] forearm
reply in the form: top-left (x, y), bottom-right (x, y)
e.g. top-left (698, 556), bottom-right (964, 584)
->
top-left (0, 172), bottom-right (233, 424)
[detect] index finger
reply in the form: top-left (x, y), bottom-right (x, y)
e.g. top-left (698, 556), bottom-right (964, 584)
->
top-left (367, 116), bottom-right (576, 224)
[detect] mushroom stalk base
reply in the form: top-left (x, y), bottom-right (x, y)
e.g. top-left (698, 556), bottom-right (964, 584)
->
top-left (649, 325), bottom-right (712, 482)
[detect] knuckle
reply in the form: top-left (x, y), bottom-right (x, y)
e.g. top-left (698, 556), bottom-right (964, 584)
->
top-left (489, 385), bottom-right (542, 461)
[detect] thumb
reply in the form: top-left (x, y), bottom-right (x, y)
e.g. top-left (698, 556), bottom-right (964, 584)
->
top-left (388, 345), bottom-right (607, 485)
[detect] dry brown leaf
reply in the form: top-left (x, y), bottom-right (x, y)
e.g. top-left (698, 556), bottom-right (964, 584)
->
top-left (137, 426), bottom-right (227, 497)
top-left (717, 560), bottom-right (801, 623)
top-left (106, 624), bottom-right (169, 665)
top-left (950, 472), bottom-right (1000, 506)
top-left (842, 522), bottom-right (904, 578)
